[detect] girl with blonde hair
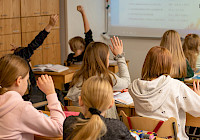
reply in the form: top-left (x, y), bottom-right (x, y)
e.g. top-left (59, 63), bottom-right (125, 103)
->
top-left (183, 34), bottom-right (200, 71)
top-left (0, 54), bottom-right (65, 139)
top-left (67, 36), bottom-right (130, 119)
top-left (160, 30), bottom-right (194, 80)
top-left (129, 46), bottom-right (200, 140)
top-left (63, 76), bottom-right (134, 140)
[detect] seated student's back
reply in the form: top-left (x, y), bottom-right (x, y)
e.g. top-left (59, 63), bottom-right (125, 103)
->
top-left (63, 76), bottom-right (134, 140)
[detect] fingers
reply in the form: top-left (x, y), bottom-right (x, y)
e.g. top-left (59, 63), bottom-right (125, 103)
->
top-left (193, 81), bottom-right (197, 91)
top-left (197, 80), bottom-right (199, 90)
top-left (110, 38), bottom-right (115, 48)
top-left (109, 45), bottom-right (113, 52)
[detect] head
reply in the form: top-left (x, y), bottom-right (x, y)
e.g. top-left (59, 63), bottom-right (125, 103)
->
top-left (69, 36), bottom-right (85, 53)
top-left (69, 76), bottom-right (113, 140)
top-left (0, 54), bottom-right (29, 96)
top-left (160, 30), bottom-right (186, 78)
top-left (142, 46), bottom-right (172, 81)
top-left (70, 42), bottom-right (114, 88)
top-left (183, 34), bottom-right (200, 70)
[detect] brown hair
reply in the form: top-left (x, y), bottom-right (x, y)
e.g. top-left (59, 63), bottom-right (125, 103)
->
top-left (160, 30), bottom-right (187, 78)
top-left (69, 76), bottom-right (113, 140)
top-left (0, 54), bottom-right (29, 95)
top-left (69, 36), bottom-right (86, 52)
top-left (183, 34), bottom-right (199, 70)
top-left (142, 46), bottom-right (172, 81)
top-left (70, 42), bottom-right (115, 88)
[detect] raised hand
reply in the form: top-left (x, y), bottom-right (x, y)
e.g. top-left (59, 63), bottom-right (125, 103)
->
top-left (193, 80), bottom-right (200, 96)
top-left (37, 75), bottom-right (56, 96)
top-left (109, 36), bottom-right (123, 56)
top-left (48, 14), bottom-right (59, 27)
top-left (77, 5), bottom-right (84, 13)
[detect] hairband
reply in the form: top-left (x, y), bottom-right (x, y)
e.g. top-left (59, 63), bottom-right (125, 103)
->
top-left (186, 34), bottom-right (192, 38)
top-left (89, 107), bottom-right (101, 116)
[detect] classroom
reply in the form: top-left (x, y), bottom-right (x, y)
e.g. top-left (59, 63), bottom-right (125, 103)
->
top-left (1, 0), bottom-right (200, 140)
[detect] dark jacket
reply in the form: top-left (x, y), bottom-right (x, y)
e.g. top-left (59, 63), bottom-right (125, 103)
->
top-left (63, 113), bottom-right (135, 140)
top-left (66, 29), bottom-right (93, 66)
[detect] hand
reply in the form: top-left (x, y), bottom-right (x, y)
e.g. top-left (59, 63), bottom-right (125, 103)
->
top-left (48, 14), bottom-right (58, 27)
top-left (37, 75), bottom-right (56, 96)
top-left (109, 36), bottom-right (123, 56)
top-left (77, 5), bottom-right (84, 13)
top-left (193, 80), bottom-right (200, 96)
top-left (10, 44), bottom-right (19, 51)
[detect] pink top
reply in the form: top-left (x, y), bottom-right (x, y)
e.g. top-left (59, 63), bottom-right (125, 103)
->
top-left (0, 91), bottom-right (66, 140)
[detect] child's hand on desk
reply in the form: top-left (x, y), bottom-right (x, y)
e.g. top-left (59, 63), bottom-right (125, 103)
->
top-left (37, 74), bottom-right (56, 95)
top-left (193, 80), bottom-right (200, 96)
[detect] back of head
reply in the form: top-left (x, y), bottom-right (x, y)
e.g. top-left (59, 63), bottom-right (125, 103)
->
top-left (70, 76), bottom-right (113, 140)
top-left (70, 42), bottom-right (114, 87)
top-left (69, 36), bottom-right (85, 52)
top-left (160, 30), bottom-right (186, 78)
top-left (183, 34), bottom-right (199, 70)
top-left (142, 46), bottom-right (172, 80)
top-left (0, 54), bottom-right (29, 95)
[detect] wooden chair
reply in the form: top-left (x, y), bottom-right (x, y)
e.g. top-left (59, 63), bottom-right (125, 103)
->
top-left (186, 113), bottom-right (200, 139)
top-left (120, 110), bottom-right (178, 140)
top-left (64, 106), bottom-right (82, 113)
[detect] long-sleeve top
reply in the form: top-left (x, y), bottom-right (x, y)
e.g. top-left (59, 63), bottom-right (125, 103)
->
top-left (0, 91), bottom-right (66, 140)
top-left (66, 29), bottom-right (93, 66)
top-left (129, 75), bottom-right (200, 140)
top-left (14, 29), bottom-right (49, 86)
top-left (67, 56), bottom-right (130, 119)
top-left (63, 113), bottom-right (135, 140)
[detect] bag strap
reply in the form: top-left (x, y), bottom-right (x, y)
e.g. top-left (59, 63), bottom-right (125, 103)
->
top-left (153, 120), bottom-right (164, 133)
top-left (127, 117), bottom-right (133, 129)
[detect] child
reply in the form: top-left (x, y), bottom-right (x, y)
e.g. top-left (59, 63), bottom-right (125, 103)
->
top-left (13, 15), bottom-right (60, 103)
top-left (129, 46), bottom-right (200, 140)
top-left (183, 34), bottom-right (200, 71)
top-left (63, 76), bottom-right (134, 140)
top-left (67, 36), bottom-right (131, 119)
top-left (160, 30), bottom-right (194, 81)
top-left (0, 54), bottom-right (65, 139)
top-left (66, 5), bottom-right (93, 66)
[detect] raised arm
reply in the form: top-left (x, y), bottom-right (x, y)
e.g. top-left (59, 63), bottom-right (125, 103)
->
top-left (45, 14), bottom-right (59, 32)
top-left (77, 5), bottom-right (90, 33)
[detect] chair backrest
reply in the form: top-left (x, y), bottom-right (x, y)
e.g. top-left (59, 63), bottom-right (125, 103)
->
top-left (65, 106), bottom-right (82, 113)
top-left (186, 113), bottom-right (200, 127)
top-left (120, 110), bottom-right (178, 140)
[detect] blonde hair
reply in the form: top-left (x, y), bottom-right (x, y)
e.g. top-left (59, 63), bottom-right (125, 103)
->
top-left (69, 36), bottom-right (86, 52)
top-left (160, 30), bottom-right (187, 78)
top-left (142, 46), bottom-right (172, 80)
top-left (70, 42), bottom-right (115, 88)
top-left (69, 76), bottom-right (113, 140)
top-left (183, 34), bottom-right (199, 70)
top-left (0, 54), bottom-right (29, 95)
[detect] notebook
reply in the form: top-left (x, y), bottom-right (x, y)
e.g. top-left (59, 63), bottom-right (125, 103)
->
top-left (33, 64), bottom-right (69, 72)
top-left (113, 91), bottom-right (133, 105)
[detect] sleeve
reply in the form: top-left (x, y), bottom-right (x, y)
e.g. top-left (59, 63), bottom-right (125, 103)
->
top-left (112, 57), bottom-right (131, 90)
top-left (66, 53), bottom-right (74, 66)
top-left (20, 93), bottom-right (66, 137)
top-left (186, 59), bottom-right (194, 78)
top-left (15, 29), bottom-right (49, 60)
top-left (177, 82), bottom-right (200, 117)
top-left (84, 29), bottom-right (93, 48)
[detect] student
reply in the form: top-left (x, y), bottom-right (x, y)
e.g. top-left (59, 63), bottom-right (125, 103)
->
top-left (12, 15), bottom-right (60, 103)
top-left (67, 36), bottom-right (131, 119)
top-left (63, 76), bottom-right (134, 140)
top-left (129, 46), bottom-right (200, 140)
top-left (183, 33), bottom-right (200, 71)
top-left (66, 5), bottom-right (93, 66)
top-left (0, 54), bottom-right (65, 139)
top-left (160, 30), bottom-right (194, 81)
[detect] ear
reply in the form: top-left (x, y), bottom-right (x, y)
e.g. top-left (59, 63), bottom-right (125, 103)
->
top-left (108, 98), bottom-right (114, 109)
top-left (16, 76), bottom-right (22, 87)
top-left (78, 96), bottom-right (84, 107)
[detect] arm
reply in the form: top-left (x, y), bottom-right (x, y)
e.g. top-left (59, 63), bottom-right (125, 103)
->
top-left (109, 36), bottom-right (131, 90)
top-left (20, 75), bottom-right (65, 136)
top-left (77, 5), bottom-right (93, 47)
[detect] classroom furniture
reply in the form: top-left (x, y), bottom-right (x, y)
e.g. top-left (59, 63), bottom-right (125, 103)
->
top-left (186, 113), bottom-right (200, 139)
top-left (32, 101), bottom-right (48, 108)
top-left (64, 106), bottom-right (82, 113)
top-left (0, 0), bottom-right (61, 66)
top-left (120, 110), bottom-right (179, 140)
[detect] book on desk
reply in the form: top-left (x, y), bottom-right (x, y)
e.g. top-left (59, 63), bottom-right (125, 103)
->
top-left (33, 64), bottom-right (69, 72)
top-left (114, 91), bottom-right (133, 105)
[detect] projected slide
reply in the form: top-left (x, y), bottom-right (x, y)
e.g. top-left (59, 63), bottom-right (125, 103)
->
top-left (108, 0), bottom-right (200, 37)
